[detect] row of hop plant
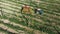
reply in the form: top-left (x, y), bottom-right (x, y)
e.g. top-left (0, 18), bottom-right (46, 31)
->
top-left (3, 13), bottom-right (60, 34)
top-left (0, 16), bottom-right (34, 34)
top-left (0, 8), bottom-right (60, 33)
top-left (0, 16), bottom-right (59, 34)
top-left (0, 0), bottom-right (60, 33)
top-left (8, 0), bottom-right (60, 16)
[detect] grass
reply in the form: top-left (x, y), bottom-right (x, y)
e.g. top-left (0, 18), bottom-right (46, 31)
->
top-left (0, 12), bottom-right (60, 34)
top-left (0, 0), bottom-right (60, 34)
top-left (0, 20), bottom-right (34, 34)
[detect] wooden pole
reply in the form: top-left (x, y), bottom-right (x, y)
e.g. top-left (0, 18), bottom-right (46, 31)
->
top-left (0, 7), bottom-right (3, 16)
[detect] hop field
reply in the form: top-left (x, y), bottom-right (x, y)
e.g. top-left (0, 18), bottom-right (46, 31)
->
top-left (0, 0), bottom-right (60, 34)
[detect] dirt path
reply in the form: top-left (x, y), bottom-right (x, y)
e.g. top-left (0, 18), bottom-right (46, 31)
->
top-left (0, 24), bottom-right (18, 33)
top-left (0, 32), bottom-right (5, 34)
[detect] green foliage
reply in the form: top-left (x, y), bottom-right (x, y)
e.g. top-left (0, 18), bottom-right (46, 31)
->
top-left (0, 0), bottom-right (60, 34)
